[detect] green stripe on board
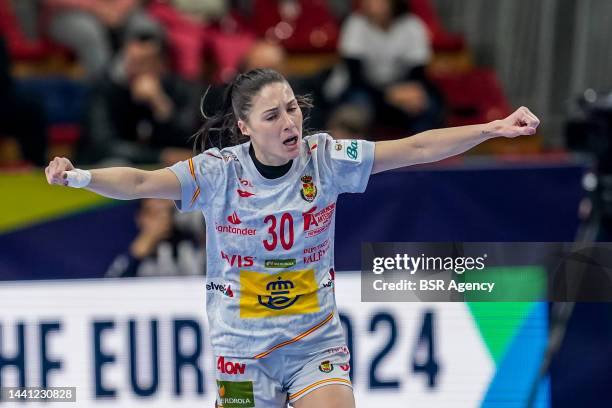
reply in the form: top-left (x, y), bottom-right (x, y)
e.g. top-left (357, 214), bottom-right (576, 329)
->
top-left (468, 301), bottom-right (535, 365)
top-left (467, 266), bottom-right (545, 364)
top-left (0, 172), bottom-right (112, 233)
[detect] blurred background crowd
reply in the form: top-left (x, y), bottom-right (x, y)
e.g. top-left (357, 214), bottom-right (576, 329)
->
top-left (0, 0), bottom-right (612, 274)
top-left (1, 0), bottom-right (526, 278)
top-left (3, 0), bottom-right (612, 277)
top-left (0, 0), bottom-right (534, 171)
top-left (3, 4), bottom-right (612, 404)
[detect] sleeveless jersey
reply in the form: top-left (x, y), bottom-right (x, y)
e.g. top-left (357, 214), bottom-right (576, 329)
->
top-left (168, 133), bottom-right (375, 357)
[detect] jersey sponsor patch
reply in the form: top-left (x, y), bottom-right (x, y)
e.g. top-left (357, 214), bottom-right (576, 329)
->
top-left (217, 380), bottom-right (254, 408)
top-left (217, 356), bottom-right (247, 375)
top-left (318, 360), bottom-right (333, 373)
top-left (302, 203), bottom-right (336, 238)
top-left (331, 139), bottom-right (362, 163)
top-left (206, 278), bottom-right (234, 297)
top-left (264, 259), bottom-right (296, 268)
top-left (239, 269), bottom-right (320, 318)
top-left (326, 345), bottom-right (349, 355)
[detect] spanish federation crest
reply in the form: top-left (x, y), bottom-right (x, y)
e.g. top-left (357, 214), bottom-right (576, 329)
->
top-left (318, 360), bottom-right (333, 373)
top-left (300, 175), bottom-right (317, 202)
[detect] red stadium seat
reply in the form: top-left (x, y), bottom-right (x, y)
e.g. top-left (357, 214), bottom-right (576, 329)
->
top-left (207, 27), bottom-right (255, 83)
top-left (250, 0), bottom-right (339, 53)
top-left (48, 124), bottom-right (80, 145)
top-left (0, 0), bottom-right (67, 61)
top-left (429, 68), bottom-right (512, 127)
top-left (409, 0), bottom-right (465, 51)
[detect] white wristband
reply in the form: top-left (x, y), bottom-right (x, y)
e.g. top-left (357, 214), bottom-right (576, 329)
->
top-left (64, 169), bottom-right (92, 188)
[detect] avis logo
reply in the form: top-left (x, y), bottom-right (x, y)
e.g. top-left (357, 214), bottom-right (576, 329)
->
top-left (206, 280), bottom-right (234, 297)
top-left (217, 356), bottom-right (246, 375)
top-left (258, 277), bottom-right (300, 310)
top-left (221, 251), bottom-right (254, 267)
top-left (227, 212), bottom-right (241, 224)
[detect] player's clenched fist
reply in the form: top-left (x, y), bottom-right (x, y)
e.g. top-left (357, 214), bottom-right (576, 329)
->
top-left (45, 157), bottom-right (74, 186)
top-left (492, 106), bottom-right (541, 138)
top-left (45, 157), bottom-right (92, 188)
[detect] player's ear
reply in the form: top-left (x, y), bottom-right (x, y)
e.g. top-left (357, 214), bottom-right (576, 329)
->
top-left (237, 119), bottom-right (250, 137)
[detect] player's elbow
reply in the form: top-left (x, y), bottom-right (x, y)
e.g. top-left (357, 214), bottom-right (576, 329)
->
top-left (133, 169), bottom-right (153, 199)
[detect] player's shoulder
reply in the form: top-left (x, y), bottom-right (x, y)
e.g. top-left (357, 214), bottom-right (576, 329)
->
top-left (193, 143), bottom-right (245, 167)
top-left (304, 132), bottom-right (332, 148)
top-left (303, 132), bottom-right (334, 159)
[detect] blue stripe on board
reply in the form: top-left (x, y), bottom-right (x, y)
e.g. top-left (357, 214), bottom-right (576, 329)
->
top-left (480, 302), bottom-right (550, 408)
top-left (0, 202), bottom-right (138, 280)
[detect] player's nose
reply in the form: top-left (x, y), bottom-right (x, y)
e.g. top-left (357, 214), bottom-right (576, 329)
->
top-left (281, 111), bottom-right (296, 132)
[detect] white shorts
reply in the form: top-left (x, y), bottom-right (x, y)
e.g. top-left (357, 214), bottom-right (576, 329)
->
top-left (215, 345), bottom-right (352, 407)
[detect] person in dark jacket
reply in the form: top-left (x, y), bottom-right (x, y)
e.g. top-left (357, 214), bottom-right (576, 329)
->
top-left (106, 198), bottom-right (205, 277)
top-left (335, 0), bottom-right (443, 135)
top-left (0, 37), bottom-right (47, 166)
top-left (81, 21), bottom-right (200, 164)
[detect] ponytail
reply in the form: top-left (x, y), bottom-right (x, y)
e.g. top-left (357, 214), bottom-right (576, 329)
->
top-left (192, 83), bottom-right (246, 152)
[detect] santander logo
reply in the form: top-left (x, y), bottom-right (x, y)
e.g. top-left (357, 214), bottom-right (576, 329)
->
top-left (227, 212), bottom-right (241, 224)
top-left (216, 211), bottom-right (256, 236)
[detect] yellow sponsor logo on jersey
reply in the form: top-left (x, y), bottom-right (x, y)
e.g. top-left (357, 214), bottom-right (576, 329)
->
top-left (239, 270), bottom-right (319, 318)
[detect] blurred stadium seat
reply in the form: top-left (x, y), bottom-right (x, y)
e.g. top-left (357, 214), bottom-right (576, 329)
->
top-left (251, 0), bottom-right (339, 53)
top-left (429, 68), bottom-right (512, 126)
top-left (409, 0), bottom-right (465, 52)
top-left (0, 0), bottom-right (75, 69)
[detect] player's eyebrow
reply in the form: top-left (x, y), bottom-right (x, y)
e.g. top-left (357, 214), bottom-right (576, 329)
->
top-left (262, 106), bottom-right (279, 115)
top-left (261, 99), bottom-right (297, 115)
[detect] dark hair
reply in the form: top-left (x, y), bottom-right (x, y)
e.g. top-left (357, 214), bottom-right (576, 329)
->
top-left (361, 0), bottom-right (409, 20)
top-left (391, 0), bottom-right (409, 18)
top-left (123, 20), bottom-right (169, 58)
top-left (193, 68), bottom-right (312, 152)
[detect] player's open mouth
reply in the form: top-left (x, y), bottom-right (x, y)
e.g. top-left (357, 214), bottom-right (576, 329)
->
top-left (283, 136), bottom-right (298, 146)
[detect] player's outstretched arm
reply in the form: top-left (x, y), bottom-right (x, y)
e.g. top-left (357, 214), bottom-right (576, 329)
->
top-left (45, 157), bottom-right (181, 200)
top-left (372, 106), bottom-right (540, 174)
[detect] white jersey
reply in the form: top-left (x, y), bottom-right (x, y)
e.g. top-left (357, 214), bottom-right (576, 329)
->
top-left (168, 133), bottom-right (375, 357)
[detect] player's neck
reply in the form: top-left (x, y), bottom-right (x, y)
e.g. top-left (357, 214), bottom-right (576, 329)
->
top-left (249, 144), bottom-right (292, 179)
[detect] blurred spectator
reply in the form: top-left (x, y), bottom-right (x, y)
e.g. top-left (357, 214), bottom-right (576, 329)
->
top-left (239, 40), bottom-right (286, 73)
top-left (199, 39), bottom-right (326, 144)
top-left (106, 198), bottom-right (205, 277)
top-left (326, 104), bottom-right (372, 140)
top-left (200, 40), bottom-right (287, 130)
top-left (330, 0), bottom-right (443, 135)
top-left (45, 0), bottom-right (161, 79)
top-left (147, 0), bottom-right (254, 82)
top-left (234, 39), bottom-right (331, 131)
top-left (80, 23), bottom-right (200, 165)
top-left (0, 37), bottom-right (47, 166)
